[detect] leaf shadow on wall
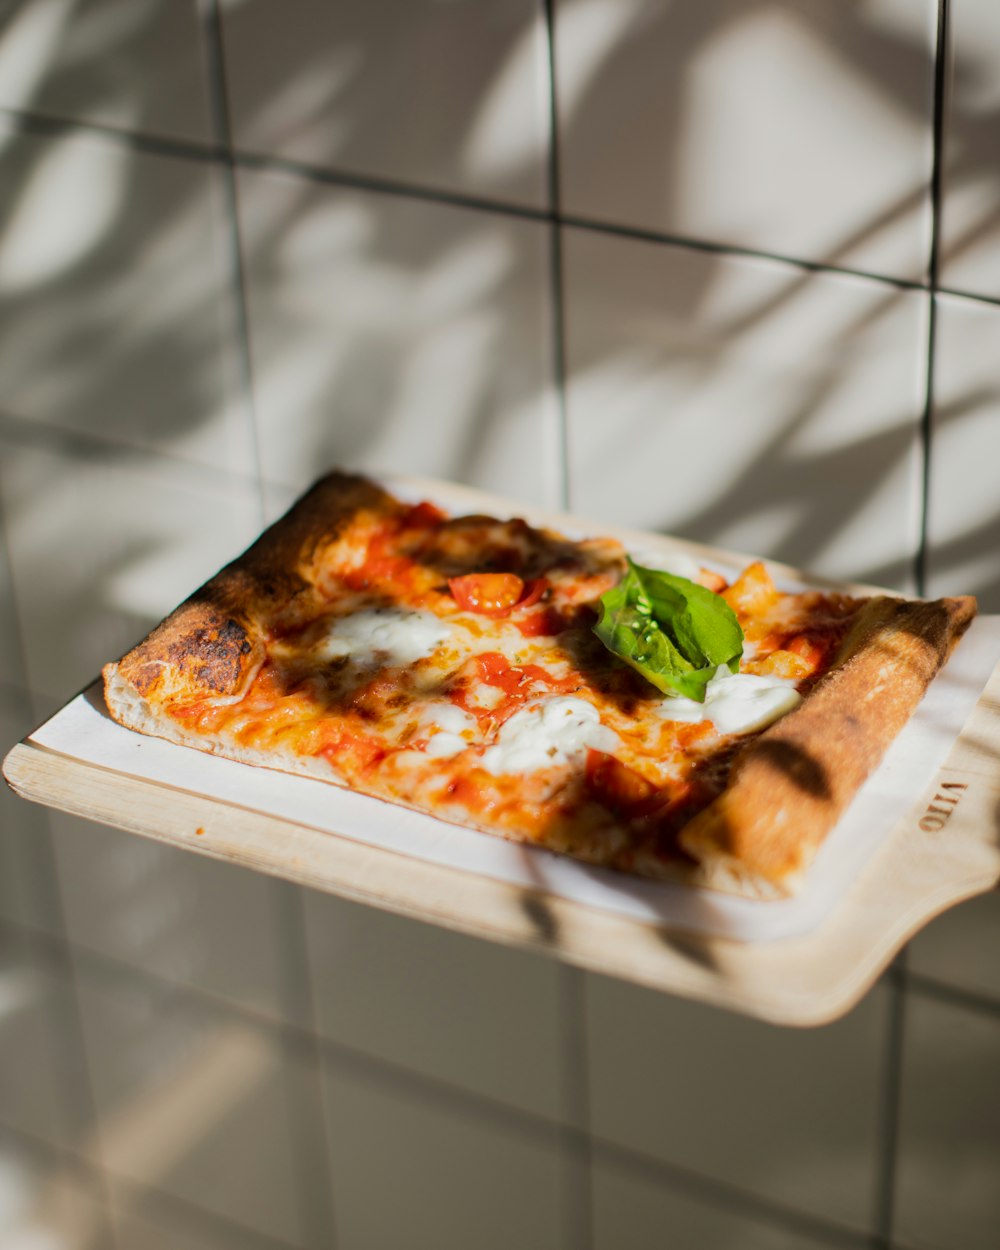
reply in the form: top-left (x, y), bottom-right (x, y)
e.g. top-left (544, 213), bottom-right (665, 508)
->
top-left (1, 0), bottom-right (999, 641)
top-left (230, 0), bottom-right (999, 603)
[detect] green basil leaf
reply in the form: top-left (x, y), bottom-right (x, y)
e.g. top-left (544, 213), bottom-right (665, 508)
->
top-left (593, 559), bottom-right (743, 702)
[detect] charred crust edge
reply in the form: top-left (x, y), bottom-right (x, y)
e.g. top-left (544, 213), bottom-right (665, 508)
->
top-left (109, 470), bottom-right (394, 701)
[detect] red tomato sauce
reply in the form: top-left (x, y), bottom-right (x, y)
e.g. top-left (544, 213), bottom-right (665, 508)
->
top-left (450, 651), bottom-right (578, 727)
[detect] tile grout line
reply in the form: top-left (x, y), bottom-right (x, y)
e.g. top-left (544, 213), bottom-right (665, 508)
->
top-left (915, 0), bottom-right (950, 602)
top-left (269, 885), bottom-right (342, 1250)
top-left (0, 408), bottom-right (262, 491)
top-left (545, 6), bottom-right (593, 1246)
top-left (199, 8), bottom-right (338, 1242)
top-left (906, 966), bottom-right (1000, 1020)
top-left (872, 957), bottom-right (908, 1248)
top-left (0, 105), bottom-right (225, 162)
top-left (544, 0), bottom-right (571, 515)
top-left (557, 211), bottom-right (928, 294)
top-left (199, 0), bottom-right (266, 528)
top-left (235, 144), bottom-right (552, 225)
top-left (5, 924), bottom-right (568, 1148)
top-left (49, 914), bottom-right (124, 1248)
top-left (878, 5), bottom-right (952, 1247)
top-left (12, 105), bottom-right (1000, 309)
top-left (557, 966), bottom-right (594, 1250)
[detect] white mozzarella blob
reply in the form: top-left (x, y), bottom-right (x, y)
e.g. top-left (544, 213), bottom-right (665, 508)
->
top-left (463, 682), bottom-right (505, 712)
top-left (424, 732), bottom-right (469, 758)
top-left (420, 703), bottom-right (477, 758)
top-left (655, 666), bottom-right (802, 735)
top-left (652, 694), bottom-right (707, 725)
top-left (422, 702), bottom-right (477, 735)
top-left (481, 696), bottom-right (618, 776)
top-left (316, 609), bottom-right (451, 667)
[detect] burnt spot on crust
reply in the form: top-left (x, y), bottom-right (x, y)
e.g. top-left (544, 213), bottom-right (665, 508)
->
top-left (164, 616), bottom-right (253, 695)
top-left (121, 608), bottom-right (257, 699)
top-left (113, 472), bottom-right (399, 704)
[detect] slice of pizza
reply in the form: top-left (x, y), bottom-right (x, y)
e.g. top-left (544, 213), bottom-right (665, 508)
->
top-left (101, 471), bottom-right (976, 898)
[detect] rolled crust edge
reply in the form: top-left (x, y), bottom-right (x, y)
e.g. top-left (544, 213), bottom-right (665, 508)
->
top-left (678, 594), bottom-right (978, 897)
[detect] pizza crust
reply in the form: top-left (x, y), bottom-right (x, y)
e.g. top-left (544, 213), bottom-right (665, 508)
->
top-left (679, 594), bottom-right (977, 896)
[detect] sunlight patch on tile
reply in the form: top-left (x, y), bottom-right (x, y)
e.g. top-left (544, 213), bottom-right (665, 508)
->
top-left (0, 133), bottom-right (126, 294)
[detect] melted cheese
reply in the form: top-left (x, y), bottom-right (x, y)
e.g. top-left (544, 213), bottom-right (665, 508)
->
top-left (316, 608), bottom-right (452, 667)
top-left (423, 703), bottom-right (476, 735)
top-left (424, 733), bottom-right (468, 758)
top-left (481, 697), bottom-right (618, 775)
top-left (655, 667), bottom-right (802, 735)
top-left (420, 703), bottom-right (477, 758)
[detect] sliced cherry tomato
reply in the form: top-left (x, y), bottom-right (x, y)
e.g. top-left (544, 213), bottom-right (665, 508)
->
top-left (510, 577), bottom-right (561, 635)
top-left (517, 578), bottom-right (549, 610)
top-left (450, 652), bottom-right (575, 726)
top-left (448, 572), bottom-right (525, 616)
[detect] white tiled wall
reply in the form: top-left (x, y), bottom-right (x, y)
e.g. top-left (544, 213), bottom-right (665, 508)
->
top-left (221, 0), bottom-right (551, 209)
top-left (0, 1130), bottom-right (111, 1250)
top-left (0, 2), bottom-right (998, 1248)
top-left (303, 892), bottom-right (569, 1124)
top-left (0, 123), bottom-right (251, 474)
top-left (237, 166), bottom-right (561, 510)
top-left (585, 977), bottom-right (887, 1232)
top-left (590, 1157), bottom-right (841, 1250)
top-left (562, 230), bottom-right (927, 587)
top-left (939, 0), bottom-right (1000, 300)
top-left (924, 294), bottom-right (1000, 605)
top-left (0, 0), bottom-right (214, 142)
top-left (555, 0), bottom-right (937, 280)
top-left (76, 964), bottom-right (316, 1246)
top-left (47, 812), bottom-right (300, 1025)
top-left (894, 993), bottom-right (1000, 1250)
top-left (322, 1060), bottom-right (566, 1250)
